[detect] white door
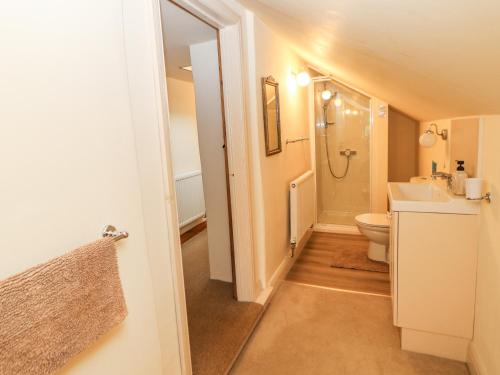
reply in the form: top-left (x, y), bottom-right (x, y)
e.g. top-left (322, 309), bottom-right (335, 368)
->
top-left (0, 0), bottom-right (181, 373)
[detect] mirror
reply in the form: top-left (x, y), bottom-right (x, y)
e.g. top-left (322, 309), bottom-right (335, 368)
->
top-left (262, 76), bottom-right (282, 156)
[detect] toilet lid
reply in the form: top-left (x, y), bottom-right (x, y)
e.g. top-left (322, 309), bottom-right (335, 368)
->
top-left (355, 213), bottom-right (389, 228)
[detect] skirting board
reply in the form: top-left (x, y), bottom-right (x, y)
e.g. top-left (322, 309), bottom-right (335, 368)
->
top-left (314, 223), bottom-right (360, 235)
top-left (180, 217), bottom-right (206, 234)
top-left (401, 328), bottom-right (469, 362)
top-left (255, 228), bottom-right (313, 306)
top-left (467, 342), bottom-right (488, 375)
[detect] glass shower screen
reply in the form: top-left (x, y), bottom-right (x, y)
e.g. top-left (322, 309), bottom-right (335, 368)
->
top-left (314, 79), bottom-right (371, 226)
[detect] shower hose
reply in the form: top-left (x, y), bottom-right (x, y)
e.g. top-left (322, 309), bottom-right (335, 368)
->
top-left (323, 105), bottom-right (351, 180)
top-left (324, 127), bottom-right (351, 179)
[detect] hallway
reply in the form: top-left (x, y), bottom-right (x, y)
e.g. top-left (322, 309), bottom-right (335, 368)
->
top-left (182, 229), bottom-right (262, 375)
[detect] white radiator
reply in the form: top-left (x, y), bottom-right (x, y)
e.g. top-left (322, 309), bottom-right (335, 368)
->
top-left (175, 170), bottom-right (206, 227)
top-left (290, 170), bottom-right (315, 253)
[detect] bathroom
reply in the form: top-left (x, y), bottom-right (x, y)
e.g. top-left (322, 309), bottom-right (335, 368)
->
top-left (2, 1), bottom-right (500, 375)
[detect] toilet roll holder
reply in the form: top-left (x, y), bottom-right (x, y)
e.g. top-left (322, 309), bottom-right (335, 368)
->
top-left (466, 192), bottom-right (492, 203)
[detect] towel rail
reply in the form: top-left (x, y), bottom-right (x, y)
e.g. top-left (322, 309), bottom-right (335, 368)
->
top-left (286, 137), bottom-right (309, 144)
top-left (102, 225), bottom-right (129, 242)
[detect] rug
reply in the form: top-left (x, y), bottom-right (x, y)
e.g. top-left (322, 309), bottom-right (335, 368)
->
top-left (330, 246), bottom-right (389, 273)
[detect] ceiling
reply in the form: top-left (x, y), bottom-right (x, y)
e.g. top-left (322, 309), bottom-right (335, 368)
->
top-left (160, 0), bottom-right (216, 82)
top-left (238, 0), bottom-right (500, 120)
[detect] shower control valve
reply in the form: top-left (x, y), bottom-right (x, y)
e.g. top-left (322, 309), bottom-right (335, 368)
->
top-left (340, 149), bottom-right (357, 157)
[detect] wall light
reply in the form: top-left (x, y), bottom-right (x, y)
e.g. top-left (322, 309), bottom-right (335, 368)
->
top-left (333, 92), bottom-right (342, 107)
top-left (321, 89), bottom-right (333, 101)
top-left (295, 71), bottom-right (311, 87)
top-left (419, 123), bottom-right (448, 148)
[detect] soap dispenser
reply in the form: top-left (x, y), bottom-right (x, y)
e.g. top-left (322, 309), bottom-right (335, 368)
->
top-left (451, 160), bottom-right (468, 195)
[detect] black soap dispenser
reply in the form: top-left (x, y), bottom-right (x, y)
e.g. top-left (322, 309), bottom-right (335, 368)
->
top-left (451, 160), bottom-right (467, 195)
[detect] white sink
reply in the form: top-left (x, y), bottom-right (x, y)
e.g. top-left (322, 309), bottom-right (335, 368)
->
top-left (388, 182), bottom-right (480, 214)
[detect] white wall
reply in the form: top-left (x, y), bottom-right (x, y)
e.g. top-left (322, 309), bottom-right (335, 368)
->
top-left (0, 0), bottom-right (181, 373)
top-left (166, 77), bottom-right (202, 177)
top-left (190, 40), bottom-right (233, 282)
top-left (470, 116), bottom-right (500, 375)
top-left (166, 77), bottom-right (206, 230)
top-left (249, 16), bottom-right (311, 286)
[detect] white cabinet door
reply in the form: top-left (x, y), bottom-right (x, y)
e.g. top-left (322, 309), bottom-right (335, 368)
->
top-left (397, 212), bottom-right (478, 339)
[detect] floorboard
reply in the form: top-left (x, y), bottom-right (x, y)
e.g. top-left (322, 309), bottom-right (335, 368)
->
top-left (286, 231), bottom-right (391, 296)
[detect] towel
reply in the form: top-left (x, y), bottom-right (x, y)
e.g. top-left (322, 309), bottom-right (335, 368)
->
top-left (0, 238), bottom-right (128, 375)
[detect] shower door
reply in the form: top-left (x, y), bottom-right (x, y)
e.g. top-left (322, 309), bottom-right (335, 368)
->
top-left (314, 80), bottom-right (371, 226)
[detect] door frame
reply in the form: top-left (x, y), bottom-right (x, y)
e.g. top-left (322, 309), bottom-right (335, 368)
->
top-left (166, 0), bottom-right (238, 297)
top-left (124, 0), bottom-right (258, 373)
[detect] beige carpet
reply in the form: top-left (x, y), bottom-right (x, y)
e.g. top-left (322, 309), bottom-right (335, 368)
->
top-left (182, 229), bottom-right (262, 375)
top-left (231, 281), bottom-right (469, 375)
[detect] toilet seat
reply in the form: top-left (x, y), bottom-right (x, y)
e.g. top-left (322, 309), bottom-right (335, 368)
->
top-left (355, 213), bottom-right (389, 228)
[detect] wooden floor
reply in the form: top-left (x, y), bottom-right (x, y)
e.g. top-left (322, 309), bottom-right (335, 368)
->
top-left (286, 231), bottom-right (391, 296)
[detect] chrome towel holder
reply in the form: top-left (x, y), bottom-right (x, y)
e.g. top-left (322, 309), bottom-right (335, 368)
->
top-left (286, 137), bottom-right (309, 144)
top-left (102, 225), bottom-right (129, 242)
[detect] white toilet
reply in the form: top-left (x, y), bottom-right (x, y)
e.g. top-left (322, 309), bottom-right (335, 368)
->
top-left (354, 213), bottom-right (390, 262)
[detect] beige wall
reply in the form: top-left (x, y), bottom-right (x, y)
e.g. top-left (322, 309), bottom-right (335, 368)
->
top-left (449, 118), bottom-right (479, 177)
top-left (419, 119), bottom-right (452, 176)
top-left (470, 116), bottom-right (500, 375)
top-left (166, 77), bottom-right (202, 177)
top-left (252, 16), bottom-right (311, 284)
top-left (371, 98), bottom-right (389, 213)
top-left (419, 118), bottom-right (480, 177)
top-left (388, 108), bottom-right (419, 182)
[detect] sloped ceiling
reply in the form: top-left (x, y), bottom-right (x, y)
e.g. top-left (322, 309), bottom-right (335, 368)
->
top-left (160, 0), bottom-right (216, 81)
top-left (238, 0), bottom-right (500, 120)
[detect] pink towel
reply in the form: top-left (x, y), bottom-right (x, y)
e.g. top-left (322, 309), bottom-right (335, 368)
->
top-left (0, 238), bottom-right (127, 374)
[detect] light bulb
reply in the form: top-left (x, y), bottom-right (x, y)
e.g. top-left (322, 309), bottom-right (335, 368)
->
top-left (345, 108), bottom-right (351, 115)
top-left (321, 89), bottom-right (332, 101)
top-left (419, 131), bottom-right (437, 147)
top-left (334, 93), bottom-right (342, 107)
top-left (296, 71), bottom-right (311, 87)
top-left (352, 109), bottom-right (359, 116)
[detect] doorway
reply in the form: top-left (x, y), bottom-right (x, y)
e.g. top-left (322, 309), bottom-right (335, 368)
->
top-left (159, 1), bottom-right (262, 374)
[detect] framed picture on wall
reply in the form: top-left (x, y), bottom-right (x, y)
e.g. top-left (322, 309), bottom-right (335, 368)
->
top-left (261, 76), bottom-right (282, 156)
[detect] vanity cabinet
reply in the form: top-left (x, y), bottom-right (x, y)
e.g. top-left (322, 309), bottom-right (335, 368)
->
top-left (389, 210), bottom-right (479, 361)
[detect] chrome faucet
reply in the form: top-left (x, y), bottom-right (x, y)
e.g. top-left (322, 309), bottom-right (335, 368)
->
top-left (431, 171), bottom-right (452, 189)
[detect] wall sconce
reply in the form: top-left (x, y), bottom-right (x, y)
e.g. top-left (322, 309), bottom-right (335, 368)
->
top-left (419, 123), bottom-right (448, 148)
top-left (333, 92), bottom-right (342, 107)
top-left (321, 89), bottom-right (333, 101)
top-left (295, 70), bottom-right (311, 87)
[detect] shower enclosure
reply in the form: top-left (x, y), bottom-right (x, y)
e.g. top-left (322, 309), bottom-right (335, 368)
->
top-left (313, 78), bottom-right (371, 227)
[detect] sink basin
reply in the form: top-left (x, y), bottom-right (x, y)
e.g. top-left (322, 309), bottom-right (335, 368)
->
top-left (388, 182), bottom-right (480, 214)
top-left (391, 183), bottom-right (450, 202)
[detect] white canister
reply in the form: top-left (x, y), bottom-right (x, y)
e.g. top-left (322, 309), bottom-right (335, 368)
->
top-left (465, 178), bottom-right (483, 200)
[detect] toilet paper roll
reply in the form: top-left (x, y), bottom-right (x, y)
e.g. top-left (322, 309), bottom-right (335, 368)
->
top-left (465, 178), bottom-right (483, 200)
